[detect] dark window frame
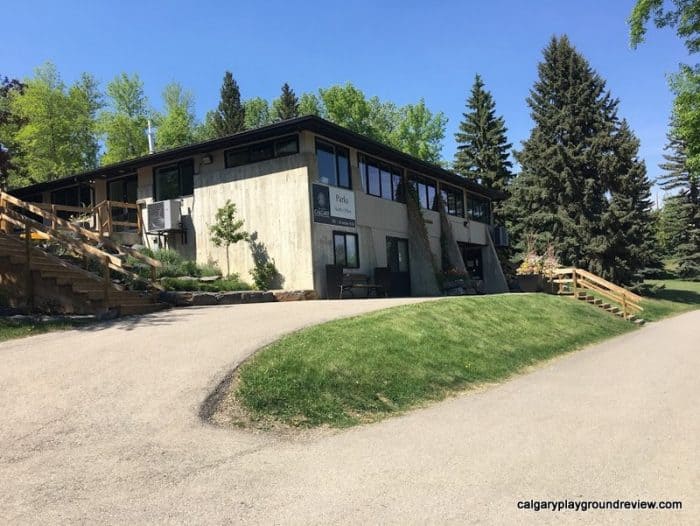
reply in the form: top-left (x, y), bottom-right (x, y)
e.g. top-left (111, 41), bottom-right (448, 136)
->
top-left (440, 183), bottom-right (465, 218)
top-left (333, 230), bottom-right (360, 269)
top-left (466, 192), bottom-right (492, 224)
top-left (224, 134), bottom-right (299, 169)
top-left (153, 158), bottom-right (195, 202)
top-left (358, 153), bottom-right (405, 203)
top-left (315, 138), bottom-right (351, 189)
top-left (409, 174), bottom-right (438, 211)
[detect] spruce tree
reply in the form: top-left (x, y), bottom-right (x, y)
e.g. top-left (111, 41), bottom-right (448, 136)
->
top-left (600, 120), bottom-right (659, 284)
top-left (212, 71), bottom-right (245, 137)
top-left (659, 130), bottom-right (700, 278)
top-left (510, 36), bottom-right (616, 272)
top-left (453, 74), bottom-right (512, 196)
top-left (272, 82), bottom-right (299, 121)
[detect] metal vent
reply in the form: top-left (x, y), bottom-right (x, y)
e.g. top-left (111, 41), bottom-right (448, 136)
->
top-left (147, 201), bottom-right (166, 232)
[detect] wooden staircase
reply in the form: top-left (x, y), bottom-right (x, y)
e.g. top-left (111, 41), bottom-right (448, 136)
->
top-left (0, 191), bottom-right (168, 317)
top-left (550, 267), bottom-right (645, 325)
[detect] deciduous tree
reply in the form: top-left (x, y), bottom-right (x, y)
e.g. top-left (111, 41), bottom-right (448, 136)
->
top-left (154, 82), bottom-right (196, 150)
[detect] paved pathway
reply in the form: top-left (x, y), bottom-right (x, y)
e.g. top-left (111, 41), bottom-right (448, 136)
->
top-left (0, 300), bottom-right (697, 525)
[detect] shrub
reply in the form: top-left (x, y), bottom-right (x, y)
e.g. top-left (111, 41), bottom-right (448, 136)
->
top-left (250, 259), bottom-right (279, 290)
top-left (160, 276), bottom-right (253, 292)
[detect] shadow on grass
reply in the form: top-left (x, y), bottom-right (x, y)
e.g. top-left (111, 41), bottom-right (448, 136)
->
top-left (646, 286), bottom-right (700, 305)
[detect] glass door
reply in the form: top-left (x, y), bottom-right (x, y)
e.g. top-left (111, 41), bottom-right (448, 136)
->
top-left (386, 237), bottom-right (411, 296)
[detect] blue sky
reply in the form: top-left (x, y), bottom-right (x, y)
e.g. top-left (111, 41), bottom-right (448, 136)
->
top-left (3, 0), bottom-right (689, 200)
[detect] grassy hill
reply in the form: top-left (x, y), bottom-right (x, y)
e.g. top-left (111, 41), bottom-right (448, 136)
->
top-left (233, 294), bottom-right (639, 429)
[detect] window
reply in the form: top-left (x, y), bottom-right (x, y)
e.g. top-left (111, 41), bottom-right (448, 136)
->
top-left (441, 184), bottom-right (465, 217)
top-left (359, 154), bottom-right (404, 203)
top-left (467, 194), bottom-right (491, 223)
top-left (333, 231), bottom-right (359, 268)
top-left (224, 135), bottom-right (299, 168)
top-left (50, 184), bottom-right (94, 219)
top-left (153, 159), bottom-right (194, 201)
top-left (316, 139), bottom-right (350, 189)
top-left (409, 174), bottom-right (438, 210)
top-left (386, 237), bottom-right (409, 273)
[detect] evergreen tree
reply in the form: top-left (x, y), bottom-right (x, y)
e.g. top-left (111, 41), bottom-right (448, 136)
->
top-left (510, 36), bottom-right (619, 274)
top-left (454, 74), bottom-right (512, 192)
top-left (600, 120), bottom-right (659, 283)
top-left (659, 130), bottom-right (700, 278)
top-left (0, 76), bottom-right (26, 188)
top-left (212, 71), bottom-right (245, 136)
top-left (272, 82), bottom-right (299, 121)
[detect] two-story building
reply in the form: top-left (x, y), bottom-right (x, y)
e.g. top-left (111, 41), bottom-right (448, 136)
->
top-left (11, 116), bottom-right (508, 297)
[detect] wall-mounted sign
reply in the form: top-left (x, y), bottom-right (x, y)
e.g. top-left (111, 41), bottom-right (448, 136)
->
top-left (312, 183), bottom-right (356, 227)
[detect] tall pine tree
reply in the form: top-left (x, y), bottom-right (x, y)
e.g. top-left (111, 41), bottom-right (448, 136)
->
top-left (453, 74), bottom-right (512, 195)
top-left (659, 129), bottom-right (700, 278)
top-left (212, 71), bottom-right (245, 137)
top-left (601, 120), bottom-right (659, 283)
top-left (272, 83), bottom-right (299, 121)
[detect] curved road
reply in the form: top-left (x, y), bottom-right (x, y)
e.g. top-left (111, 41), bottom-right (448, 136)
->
top-left (0, 300), bottom-right (697, 525)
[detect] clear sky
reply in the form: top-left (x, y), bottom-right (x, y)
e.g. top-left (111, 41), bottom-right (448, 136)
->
top-left (2, 0), bottom-right (689, 200)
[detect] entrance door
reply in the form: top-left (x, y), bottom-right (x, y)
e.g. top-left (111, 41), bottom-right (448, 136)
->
top-left (386, 237), bottom-right (411, 296)
top-left (108, 175), bottom-right (138, 229)
top-left (458, 243), bottom-right (484, 280)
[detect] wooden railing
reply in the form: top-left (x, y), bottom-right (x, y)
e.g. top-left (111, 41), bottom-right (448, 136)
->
top-left (0, 190), bottom-right (162, 289)
top-left (29, 200), bottom-right (141, 235)
top-left (551, 267), bottom-right (643, 319)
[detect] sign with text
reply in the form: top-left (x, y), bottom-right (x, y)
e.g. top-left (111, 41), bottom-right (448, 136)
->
top-left (312, 183), bottom-right (356, 227)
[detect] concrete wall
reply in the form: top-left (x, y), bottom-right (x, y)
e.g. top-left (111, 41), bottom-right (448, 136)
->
top-left (133, 147), bottom-right (314, 290)
top-left (303, 130), bottom-right (503, 297)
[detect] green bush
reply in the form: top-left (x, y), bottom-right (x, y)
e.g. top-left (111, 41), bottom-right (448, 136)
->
top-left (160, 276), bottom-right (253, 292)
top-left (250, 259), bottom-right (279, 290)
top-left (128, 248), bottom-right (222, 280)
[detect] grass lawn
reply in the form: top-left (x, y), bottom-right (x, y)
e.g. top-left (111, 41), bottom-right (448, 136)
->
top-left (235, 294), bottom-right (637, 429)
top-left (640, 280), bottom-right (700, 321)
top-left (0, 318), bottom-right (81, 343)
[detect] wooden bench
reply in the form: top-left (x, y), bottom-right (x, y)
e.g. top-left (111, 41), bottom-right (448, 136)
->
top-left (340, 273), bottom-right (387, 298)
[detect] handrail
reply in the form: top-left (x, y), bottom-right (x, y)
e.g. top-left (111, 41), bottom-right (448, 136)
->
top-left (0, 210), bottom-right (163, 291)
top-left (552, 267), bottom-right (643, 318)
top-left (1, 191), bottom-right (159, 270)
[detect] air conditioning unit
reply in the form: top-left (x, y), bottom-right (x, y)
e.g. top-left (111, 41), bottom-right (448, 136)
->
top-left (492, 226), bottom-right (509, 247)
top-left (147, 199), bottom-right (181, 232)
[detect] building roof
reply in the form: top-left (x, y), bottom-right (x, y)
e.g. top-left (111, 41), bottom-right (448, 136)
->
top-left (10, 115), bottom-right (503, 200)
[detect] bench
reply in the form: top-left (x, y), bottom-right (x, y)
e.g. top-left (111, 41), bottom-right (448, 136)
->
top-left (326, 265), bottom-right (391, 299)
top-left (340, 273), bottom-right (386, 298)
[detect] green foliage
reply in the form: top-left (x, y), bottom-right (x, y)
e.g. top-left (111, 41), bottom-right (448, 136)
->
top-left (508, 36), bottom-right (656, 284)
top-left (250, 260), bottom-right (278, 290)
top-left (453, 74), bottom-right (513, 197)
top-left (154, 83), bottom-right (196, 150)
top-left (243, 97), bottom-right (271, 129)
top-left (211, 71), bottom-right (245, 137)
top-left (235, 295), bottom-right (634, 428)
top-left (128, 248), bottom-right (221, 279)
top-left (300, 83), bottom-right (447, 163)
top-left (7, 62), bottom-right (102, 186)
top-left (98, 73), bottom-right (150, 164)
top-left (629, 0), bottom-right (700, 53)
top-left (209, 200), bottom-right (248, 276)
top-left (658, 129), bottom-right (700, 278)
top-left (0, 76), bottom-right (25, 188)
top-left (271, 83), bottom-right (299, 121)
top-left (160, 276), bottom-right (252, 292)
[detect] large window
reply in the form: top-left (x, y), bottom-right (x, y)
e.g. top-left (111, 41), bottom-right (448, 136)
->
top-left (224, 135), bottom-right (299, 168)
top-left (409, 174), bottom-right (438, 210)
top-left (441, 184), bottom-right (465, 217)
top-left (467, 194), bottom-right (491, 223)
top-left (316, 139), bottom-right (350, 189)
top-left (333, 231), bottom-right (359, 268)
top-left (358, 154), bottom-right (404, 202)
top-left (154, 159), bottom-right (194, 201)
top-left (50, 184), bottom-right (94, 219)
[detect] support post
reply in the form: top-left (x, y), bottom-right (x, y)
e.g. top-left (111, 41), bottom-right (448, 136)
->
top-left (25, 223), bottom-right (34, 310)
top-left (103, 256), bottom-right (111, 305)
top-left (622, 295), bottom-right (628, 319)
top-left (572, 268), bottom-right (578, 296)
